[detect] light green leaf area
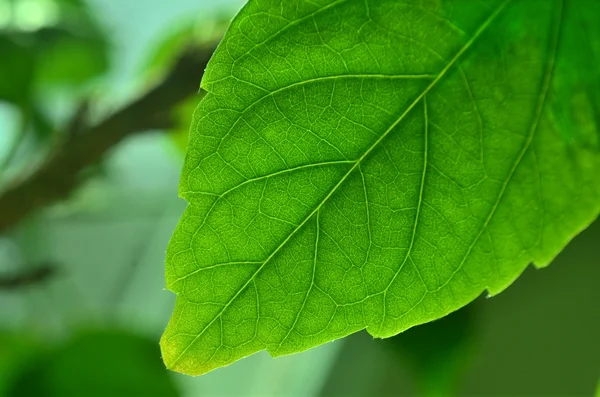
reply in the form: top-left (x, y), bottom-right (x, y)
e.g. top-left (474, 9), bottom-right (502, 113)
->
top-left (161, 0), bottom-right (600, 375)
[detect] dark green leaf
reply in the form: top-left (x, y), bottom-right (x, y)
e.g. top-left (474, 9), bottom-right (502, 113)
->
top-left (0, 333), bottom-right (42, 396)
top-left (383, 304), bottom-right (477, 397)
top-left (8, 330), bottom-right (179, 397)
top-left (0, 35), bottom-right (35, 104)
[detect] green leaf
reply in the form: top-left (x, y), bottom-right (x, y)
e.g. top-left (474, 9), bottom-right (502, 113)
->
top-left (162, 0), bottom-right (600, 375)
top-left (383, 303), bottom-right (478, 397)
top-left (7, 330), bottom-right (180, 397)
top-left (0, 333), bottom-right (43, 396)
top-left (0, 34), bottom-right (36, 104)
top-left (34, 28), bottom-right (109, 86)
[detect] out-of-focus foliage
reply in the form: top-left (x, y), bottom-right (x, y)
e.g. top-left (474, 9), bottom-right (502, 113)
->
top-left (142, 17), bottom-right (227, 82)
top-left (0, 34), bottom-right (35, 105)
top-left (0, 333), bottom-right (43, 396)
top-left (141, 15), bottom-right (230, 155)
top-left (0, 0), bottom-right (109, 90)
top-left (383, 305), bottom-right (478, 397)
top-left (5, 329), bottom-right (180, 397)
top-left (170, 95), bottom-right (203, 152)
top-left (0, 0), bottom-right (109, 162)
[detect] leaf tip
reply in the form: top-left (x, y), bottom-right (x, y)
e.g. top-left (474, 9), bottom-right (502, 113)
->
top-left (159, 332), bottom-right (207, 377)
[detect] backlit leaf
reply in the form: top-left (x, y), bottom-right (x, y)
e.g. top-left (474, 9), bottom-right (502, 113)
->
top-left (162, 0), bottom-right (600, 375)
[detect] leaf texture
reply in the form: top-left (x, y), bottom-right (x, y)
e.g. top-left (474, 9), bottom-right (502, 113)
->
top-left (161, 0), bottom-right (600, 375)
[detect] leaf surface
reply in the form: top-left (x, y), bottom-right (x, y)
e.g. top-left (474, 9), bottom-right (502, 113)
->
top-left (162, 0), bottom-right (600, 375)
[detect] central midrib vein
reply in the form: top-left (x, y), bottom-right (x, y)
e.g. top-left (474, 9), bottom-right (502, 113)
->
top-left (170, 0), bottom-right (512, 368)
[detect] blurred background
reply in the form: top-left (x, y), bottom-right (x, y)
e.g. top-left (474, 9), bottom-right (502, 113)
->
top-left (0, 0), bottom-right (598, 396)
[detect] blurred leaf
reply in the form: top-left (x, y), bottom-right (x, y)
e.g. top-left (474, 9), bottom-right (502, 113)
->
top-left (382, 304), bottom-right (478, 397)
top-left (7, 330), bottom-right (180, 397)
top-left (0, 0), bottom-right (110, 166)
top-left (141, 18), bottom-right (225, 157)
top-left (0, 34), bottom-right (35, 104)
top-left (0, 333), bottom-right (43, 396)
top-left (29, 104), bottom-right (54, 139)
top-left (169, 94), bottom-right (203, 154)
top-left (143, 22), bottom-right (196, 81)
top-left (33, 27), bottom-right (109, 86)
top-left (0, 0), bottom-right (110, 93)
top-left (142, 16), bottom-right (227, 83)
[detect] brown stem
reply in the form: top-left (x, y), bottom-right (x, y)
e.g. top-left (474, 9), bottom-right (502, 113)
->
top-left (0, 45), bottom-right (215, 233)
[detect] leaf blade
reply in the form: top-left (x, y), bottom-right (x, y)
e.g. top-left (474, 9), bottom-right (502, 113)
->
top-left (162, 0), bottom-right (600, 375)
